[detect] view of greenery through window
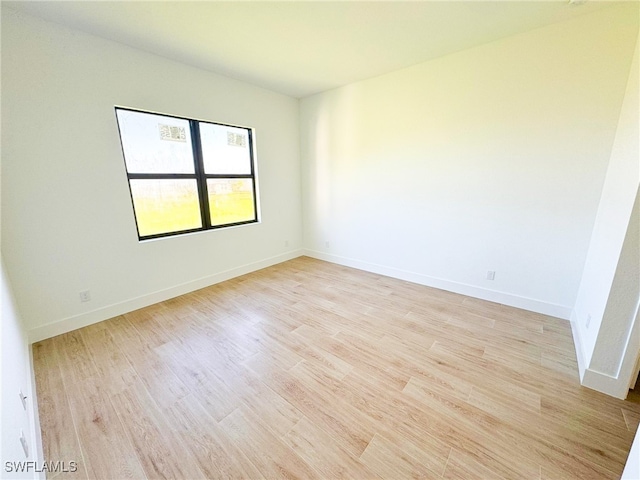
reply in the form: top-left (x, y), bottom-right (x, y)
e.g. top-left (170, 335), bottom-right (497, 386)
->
top-left (116, 108), bottom-right (257, 239)
top-left (207, 178), bottom-right (255, 227)
top-left (129, 179), bottom-right (202, 237)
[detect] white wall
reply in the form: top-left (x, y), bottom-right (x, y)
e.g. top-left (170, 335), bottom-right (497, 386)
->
top-left (1, 8), bottom-right (302, 341)
top-left (300, 4), bottom-right (638, 318)
top-left (573, 26), bottom-right (640, 375)
top-left (1, 261), bottom-right (41, 479)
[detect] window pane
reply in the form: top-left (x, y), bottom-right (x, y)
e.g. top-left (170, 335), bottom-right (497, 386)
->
top-left (116, 109), bottom-right (195, 174)
top-left (207, 179), bottom-right (255, 226)
top-left (199, 122), bottom-right (252, 174)
top-left (130, 179), bottom-right (202, 237)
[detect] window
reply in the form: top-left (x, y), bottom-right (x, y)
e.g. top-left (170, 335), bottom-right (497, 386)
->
top-left (115, 107), bottom-right (258, 240)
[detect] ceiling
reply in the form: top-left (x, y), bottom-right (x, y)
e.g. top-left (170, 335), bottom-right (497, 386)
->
top-left (4, 1), bottom-right (619, 98)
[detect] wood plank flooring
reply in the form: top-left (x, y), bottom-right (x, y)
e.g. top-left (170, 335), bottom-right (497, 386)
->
top-left (33, 256), bottom-right (640, 479)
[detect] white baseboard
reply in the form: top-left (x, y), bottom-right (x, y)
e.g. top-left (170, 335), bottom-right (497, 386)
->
top-left (303, 249), bottom-right (572, 319)
top-left (582, 368), bottom-right (629, 399)
top-left (28, 250), bottom-right (304, 343)
top-left (28, 248), bottom-right (572, 342)
top-left (570, 308), bottom-right (639, 399)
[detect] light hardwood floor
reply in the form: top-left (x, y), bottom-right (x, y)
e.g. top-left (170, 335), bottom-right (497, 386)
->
top-left (33, 256), bottom-right (640, 479)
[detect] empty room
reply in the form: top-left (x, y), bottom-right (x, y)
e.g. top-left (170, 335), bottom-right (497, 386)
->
top-left (2, 1), bottom-right (640, 479)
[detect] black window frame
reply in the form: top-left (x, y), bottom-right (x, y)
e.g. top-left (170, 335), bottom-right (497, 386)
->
top-left (115, 107), bottom-right (259, 241)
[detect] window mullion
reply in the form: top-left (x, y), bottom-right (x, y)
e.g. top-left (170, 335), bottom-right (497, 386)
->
top-left (127, 173), bottom-right (197, 180)
top-left (248, 129), bottom-right (258, 222)
top-left (190, 120), bottom-right (211, 229)
top-left (204, 174), bottom-right (253, 179)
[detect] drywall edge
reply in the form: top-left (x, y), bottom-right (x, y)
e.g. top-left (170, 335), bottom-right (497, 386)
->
top-left (570, 312), bottom-right (588, 380)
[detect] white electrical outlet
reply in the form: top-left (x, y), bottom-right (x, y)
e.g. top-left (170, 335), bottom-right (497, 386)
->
top-left (79, 290), bottom-right (91, 303)
top-left (19, 390), bottom-right (27, 411)
top-left (284, 240), bottom-right (289, 247)
top-left (486, 270), bottom-right (496, 281)
top-left (325, 241), bottom-right (330, 248)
